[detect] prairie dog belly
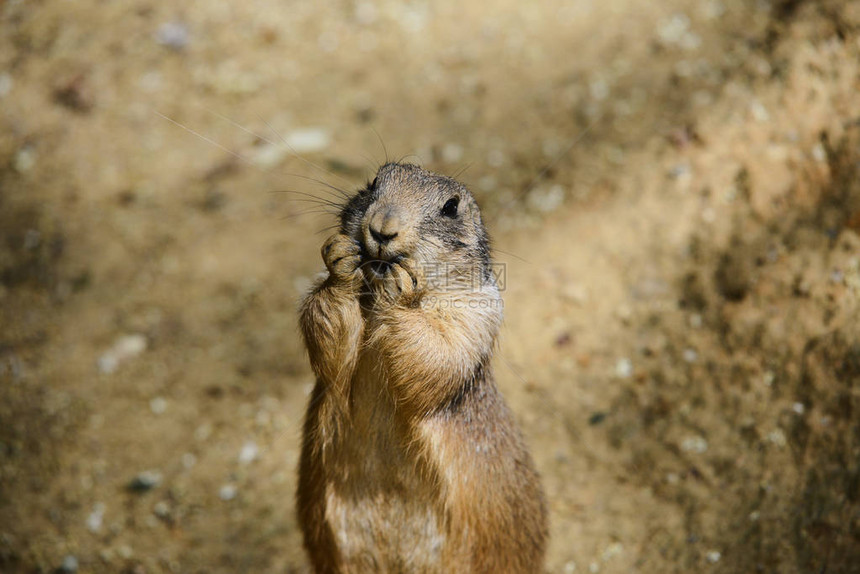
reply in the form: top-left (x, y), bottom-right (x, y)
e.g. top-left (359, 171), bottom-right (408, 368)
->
top-left (324, 359), bottom-right (447, 572)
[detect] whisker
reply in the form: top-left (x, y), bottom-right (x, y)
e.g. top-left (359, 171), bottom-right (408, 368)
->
top-left (203, 106), bottom-right (354, 190)
top-left (371, 126), bottom-right (389, 164)
top-left (491, 247), bottom-right (532, 265)
top-left (259, 115), bottom-right (354, 188)
top-left (315, 224), bottom-right (342, 235)
top-left (156, 109), bottom-right (353, 204)
top-left (280, 208), bottom-right (339, 221)
top-left (267, 189), bottom-right (346, 209)
top-left (452, 162), bottom-right (473, 179)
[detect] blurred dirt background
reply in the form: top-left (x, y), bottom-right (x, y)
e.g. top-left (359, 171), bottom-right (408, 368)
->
top-left (1, 0), bottom-right (859, 572)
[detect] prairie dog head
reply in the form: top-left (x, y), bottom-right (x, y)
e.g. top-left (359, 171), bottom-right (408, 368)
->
top-left (339, 163), bottom-right (495, 296)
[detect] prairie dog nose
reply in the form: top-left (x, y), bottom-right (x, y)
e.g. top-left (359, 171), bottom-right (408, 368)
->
top-left (368, 209), bottom-right (402, 244)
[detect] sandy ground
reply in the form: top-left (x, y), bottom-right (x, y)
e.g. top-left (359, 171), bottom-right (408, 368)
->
top-left (1, 0), bottom-right (859, 572)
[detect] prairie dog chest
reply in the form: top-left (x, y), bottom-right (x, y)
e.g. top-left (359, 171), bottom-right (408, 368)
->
top-left (324, 356), bottom-right (446, 571)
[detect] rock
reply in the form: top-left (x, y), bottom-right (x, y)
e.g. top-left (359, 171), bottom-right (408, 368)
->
top-left (238, 441), bottom-right (259, 465)
top-left (56, 555), bottom-right (78, 573)
top-left (284, 128), bottom-right (331, 153)
top-left (156, 21), bottom-right (190, 50)
top-left (128, 470), bottom-right (163, 492)
top-left (86, 503), bottom-right (105, 533)
top-left (615, 358), bottom-right (633, 378)
top-left (219, 484), bottom-right (237, 501)
top-left (97, 334), bottom-right (147, 374)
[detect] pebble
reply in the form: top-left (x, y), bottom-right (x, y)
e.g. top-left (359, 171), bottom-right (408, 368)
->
top-left (749, 100), bottom-right (770, 122)
top-left (14, 146), bottom-right (36, 173)
top-left (811, 142), bottom-right (827, 162)
top-left (284, 128), bottom-right (331, 153)
top-left (153, 500), bottom-right (171, 519)
top-left (658, 13), bottom-right (701, 50)
top-left (182, 452), bottom-right (197, 469)
top-left (156, 21), bottom-right (190, 50)
top-left (0, 72), bottom-right (12, 98)
top-left (441, 143), bottom-right (464, 164)
top-left (681, 436), bottom-right (708, 453)
top-left (792, 402), bottom-right (805, 415)
top-left (527, 185), bottom-right (565, 213)
top-left (602, 542), bottom-right (623, 561)
top-left (149, 396), bottom-right (167, 415)
top-left (238, 440), bottom-right (259, 465)
top-left (683, 348), bottom-right (698, 363)
top-left (86, 502), bottom-right (105, 532)
top-left (252, 142), bottom-right (289, 169)
top-left (219, 484), bottom-right (238, 501)
top-left (128, 470), bottom-right (163, 492)
top-left (706, 550), bottom-right (721, 563)
top-left (767, 429), bottom-right (787, 447)
top-left (615, 358), bottom-right (633, 378)
top-left (59, 555), bottom-right (79, 573)
top-left (98, 334), bottom-right (147, 374)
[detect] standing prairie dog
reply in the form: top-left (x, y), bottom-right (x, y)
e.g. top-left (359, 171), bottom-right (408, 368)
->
top-left (297, 163), bottom-right (547, 573)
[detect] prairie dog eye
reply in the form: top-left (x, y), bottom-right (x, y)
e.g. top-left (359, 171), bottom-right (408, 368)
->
top-left (441, 197), bottom-right (460, 218)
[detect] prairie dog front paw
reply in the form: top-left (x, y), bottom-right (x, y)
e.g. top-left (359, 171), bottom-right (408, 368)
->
top-left (322, 234), bottom-right (362, 285)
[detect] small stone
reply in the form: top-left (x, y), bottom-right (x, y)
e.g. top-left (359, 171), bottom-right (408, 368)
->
top-left (251, 142), bottom-right (289, 169)
top-left (86, 502), bottom-right (105, 533)
top-left (219, 484), bottom-right (237, 501)
top-left (153, 500), bottom-right (171, 519)
top-left (811, 143), bottom-right (827, 163)
top-left (149, 397), bottom-right (167, 415)
top-left (238, 441), bottom-right (259, 465)
top-left (706, 550), bottom-right (721, 563)
top-left (14, 146), bottom-right (36, 173)
top-left (98, 334), bottom-right (148, 374)
top-left (615, 358), bottom-right (633, 378)
top-left (681, 436), bottom-right (708, 453)
top-left (284, 128), bottom-right (330, 153)
top-left (683, 348), bottom-right (698, 363)
top-left (588, 412), bottom-right (608, 426)
top-left (750, 100), bottom-right (769, 122)
top-left (59, 555), bottom-right (79, 573)
top-left (128, 470), bottom-right (163, 492)
top-left (527, 185), bottom-right (565, 213)
top-left (156, 21), bottom-right (190, 50)
top-left (441, 143), bottom-right (464, 164)
top-left (602, 542), bottom-right (623, 561)
top-left (792, 402), bottom-right (805, 415)
top-left (182, 453), bottom-right (197, 469)
top-left (0, 73), bottom-right (12, 98)
top-left (767, 429), bottom-right (786, 447)
top-left (194, 423), bottom-right (213, 441)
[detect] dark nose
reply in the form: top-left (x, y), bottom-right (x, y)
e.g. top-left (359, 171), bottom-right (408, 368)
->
top-left (370, 226), bottom-right (398, 244)
top-left (368, 209), bottom-right (402, 244)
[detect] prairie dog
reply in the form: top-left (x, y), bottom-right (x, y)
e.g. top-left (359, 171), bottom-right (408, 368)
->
top-left (297, 163), bottom-right (547, 573)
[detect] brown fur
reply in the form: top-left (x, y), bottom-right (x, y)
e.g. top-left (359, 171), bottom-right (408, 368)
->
top-left (297, 163), bottom-right (547, 573)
